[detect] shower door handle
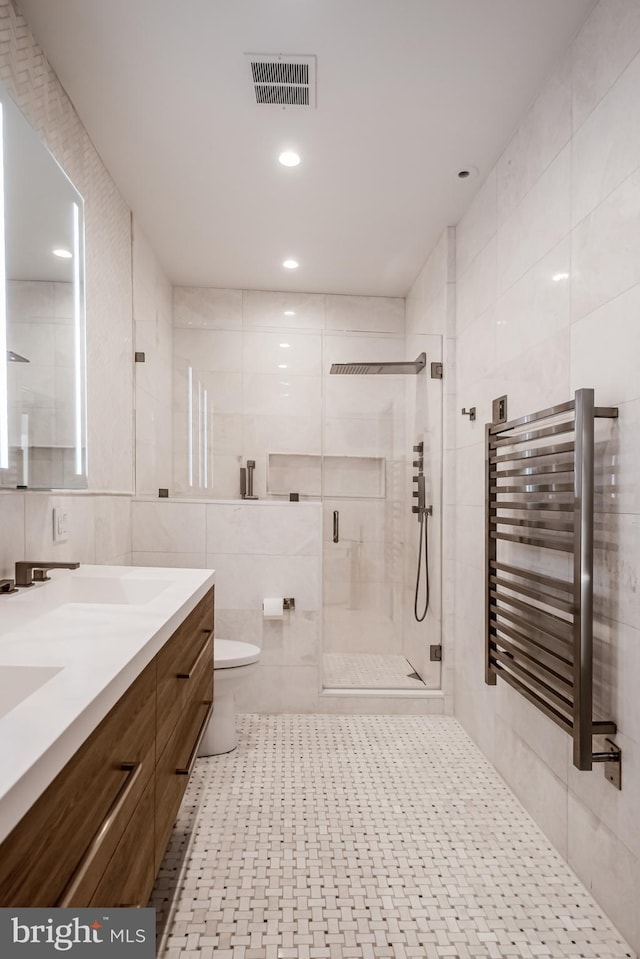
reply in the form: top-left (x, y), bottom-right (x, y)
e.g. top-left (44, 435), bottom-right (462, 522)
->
top-left (332, 510), bottom-right (339, 543)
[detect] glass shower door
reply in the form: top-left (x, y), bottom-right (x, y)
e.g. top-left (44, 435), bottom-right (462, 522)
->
top-left (321, 328), bottom-right (443, 692)
top-left (322, 331), bottom-right (412, 690)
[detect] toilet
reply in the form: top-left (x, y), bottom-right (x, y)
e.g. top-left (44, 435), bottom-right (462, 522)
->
top-left (198, 639), bottom-right (260, 756)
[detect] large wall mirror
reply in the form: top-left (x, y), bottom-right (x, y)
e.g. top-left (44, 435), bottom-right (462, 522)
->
top-left (0, 84), bottom-right (87, 490)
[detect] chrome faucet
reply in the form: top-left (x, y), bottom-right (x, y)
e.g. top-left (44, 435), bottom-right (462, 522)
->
top-left (15, 561), bottom-right (80, 587)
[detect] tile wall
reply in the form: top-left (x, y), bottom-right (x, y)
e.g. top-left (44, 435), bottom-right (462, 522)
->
top-left (131, 498), bottom-right (322, 713)
top-left (0, 491), bottom-right (132, 578)
top-left (452, 1), bottom-right (640, 950)
top-left (133, 221), bottom-right (174, 495)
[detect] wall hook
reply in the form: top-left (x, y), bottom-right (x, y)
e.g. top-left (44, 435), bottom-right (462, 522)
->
top-left (461, 406), bottom-right (476, 421)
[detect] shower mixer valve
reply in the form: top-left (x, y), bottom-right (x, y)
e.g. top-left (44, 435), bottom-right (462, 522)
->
top-left (411, 444), bottom-right (431, 518)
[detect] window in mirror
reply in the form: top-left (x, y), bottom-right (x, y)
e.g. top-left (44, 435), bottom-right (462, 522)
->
top-left (0, 84), bottom-right (87, 490)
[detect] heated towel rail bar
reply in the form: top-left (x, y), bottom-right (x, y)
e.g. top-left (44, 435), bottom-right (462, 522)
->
top-left (485, 389), bottom-right (621, 779)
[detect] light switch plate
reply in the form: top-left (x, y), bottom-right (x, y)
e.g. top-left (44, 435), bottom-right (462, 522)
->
top-left (52, 507), bottom-right (69, 543)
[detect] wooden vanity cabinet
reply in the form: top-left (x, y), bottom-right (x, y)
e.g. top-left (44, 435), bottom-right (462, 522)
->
top-left (0, 585), bottom-right (214, 908)
top-left (155, 589), bottom-right (214, 871)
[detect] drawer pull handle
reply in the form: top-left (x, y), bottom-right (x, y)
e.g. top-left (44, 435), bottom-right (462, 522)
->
top-left (176, 700), bottom-right (213, 776)
top-left (58, 761), bottom-right (143, 907)
top-left (177, 631), bottom-right (212, 679)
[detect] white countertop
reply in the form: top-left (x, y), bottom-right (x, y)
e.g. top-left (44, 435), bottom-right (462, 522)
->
top-left (0, 564), bottom-right (215, 844)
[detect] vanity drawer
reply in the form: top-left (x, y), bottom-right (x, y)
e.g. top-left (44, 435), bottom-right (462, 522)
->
top-left (157, 587), bottom-right (214, 757)
top-left (155, 643), bottom-right (213, 871)
top-left (0, 658), bottom-right (155, 907)
top-left (88, 776), bottom-right (155, 908)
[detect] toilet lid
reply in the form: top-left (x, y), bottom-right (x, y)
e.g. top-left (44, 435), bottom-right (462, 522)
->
top-left (214, 638), bottom-right (260, 668)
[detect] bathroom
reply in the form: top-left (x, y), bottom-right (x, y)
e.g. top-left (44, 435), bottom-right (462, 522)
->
top-left (0, 0), bottom-right (638, 954)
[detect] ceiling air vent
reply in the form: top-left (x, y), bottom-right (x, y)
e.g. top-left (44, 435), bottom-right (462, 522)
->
top-left (246, 54), bottom-right (316, 108)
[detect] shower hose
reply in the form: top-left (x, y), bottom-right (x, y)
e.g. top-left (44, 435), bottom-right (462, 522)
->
top-left (414, 508), bottom-right (430, 622)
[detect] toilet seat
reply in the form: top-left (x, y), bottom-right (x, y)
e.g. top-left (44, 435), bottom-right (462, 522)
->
top-left (214, 639), bottom-right (260, 669)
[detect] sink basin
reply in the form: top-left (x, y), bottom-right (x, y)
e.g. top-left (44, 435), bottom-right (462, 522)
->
top-left (51, 577), bottom-right (172, 606)
top-left (0, 665), bottom-right (63, 720)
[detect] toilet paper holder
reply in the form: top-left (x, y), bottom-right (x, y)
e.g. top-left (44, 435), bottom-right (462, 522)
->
top-left (283, 597), bottom-right (295, 611)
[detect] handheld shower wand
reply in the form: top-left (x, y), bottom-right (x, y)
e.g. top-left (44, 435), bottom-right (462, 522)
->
top-left (412, 442), bottom-right (432, 622)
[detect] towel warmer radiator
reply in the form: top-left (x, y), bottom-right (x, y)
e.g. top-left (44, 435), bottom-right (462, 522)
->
top-left (485, 388), bottom-right (621, 784)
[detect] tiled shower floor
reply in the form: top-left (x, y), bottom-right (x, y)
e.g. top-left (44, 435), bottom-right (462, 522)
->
top-left (153, 715), bottom-right (635, 959)
top-left (322, 653), bottom-right (426, 689)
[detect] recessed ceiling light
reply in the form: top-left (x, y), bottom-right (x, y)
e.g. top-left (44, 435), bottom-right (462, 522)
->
top-left (283, 310), bottom-right (296, 316)
top-left (53, 248), bottom-right (72, 258)
top-left (280, 343), bottom-right (290, 348)
top-left (552, 272), bottom-right (570, 282)
top-left (457, 166), bottom-right (478, 180)
top-left (278, 364), bottom-right (288, 369)
top-left (283, 259), bottom-right (299, 270)
top-left (279, 151), bottom-right (301, 167)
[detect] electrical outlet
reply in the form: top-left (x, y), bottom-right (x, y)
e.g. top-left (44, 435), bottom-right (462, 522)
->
top-left (52, 507), bottom-right (69, 543)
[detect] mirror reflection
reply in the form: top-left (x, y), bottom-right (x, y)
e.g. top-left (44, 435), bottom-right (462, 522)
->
top-left (0, 85), bottom-right (87, 490)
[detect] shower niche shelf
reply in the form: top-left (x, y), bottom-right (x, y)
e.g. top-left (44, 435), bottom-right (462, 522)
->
top-left (267, 452), bottom-right (386, 498)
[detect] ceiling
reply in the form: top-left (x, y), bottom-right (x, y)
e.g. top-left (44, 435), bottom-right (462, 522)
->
top-left (17, 0), bottom-right (595, 297)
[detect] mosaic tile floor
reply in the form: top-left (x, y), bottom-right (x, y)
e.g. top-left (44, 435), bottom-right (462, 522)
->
top-left (152, 715), bottom-right (635, 959)
top-left (322, 653), bottom-right (426, 689)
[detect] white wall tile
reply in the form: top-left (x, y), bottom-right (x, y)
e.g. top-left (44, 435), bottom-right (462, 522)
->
top-left (497, 145), bottom-right (571, 295)
top-left (94, 495), bottom-right (132, 564)
top-left (572, 0), bottom-right (640, 132)
top-left (242, 331), bottom-right (322, 375)
top-left (205, 553), bottom-right (321, 611)
top-left (497, 56), bottom-right (572, 223)
top-left (568, 792), bottom-right (640, 954)
top-left (173, 328), bottom-right (242, 372)
top-left (173, 287), bottom-right (242, 329)
top-left (131, 501), bottom-right (206, 553)
top-left (570, 283), bottom-right (640, 404)
top-left (242, 373), bottom-right (321, 418)
top-left (572, 173), bottom-right (640, 322)
top-left (495, 238), bottom-right (571, 366)
top-left (493, 713), bottom-right (568, 858)
top-left (132, 551), bottom-right (206, 569)
top-left (455, 236), bottom-right (497, 335)
top-left (24, 493), bottom-right (96, 564)
top-left (455, 168), bottom-right (497, 279)
top-left (325, 295), bottom-right (404, 334)
top-left (242, 291), bottom-right (324, 331)
top-left (572, 49), bottom-right (640, 226)
top-left (205, 502), bottom-right (321, 556)
top-left (243, 414), bottom-right (321, 457)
